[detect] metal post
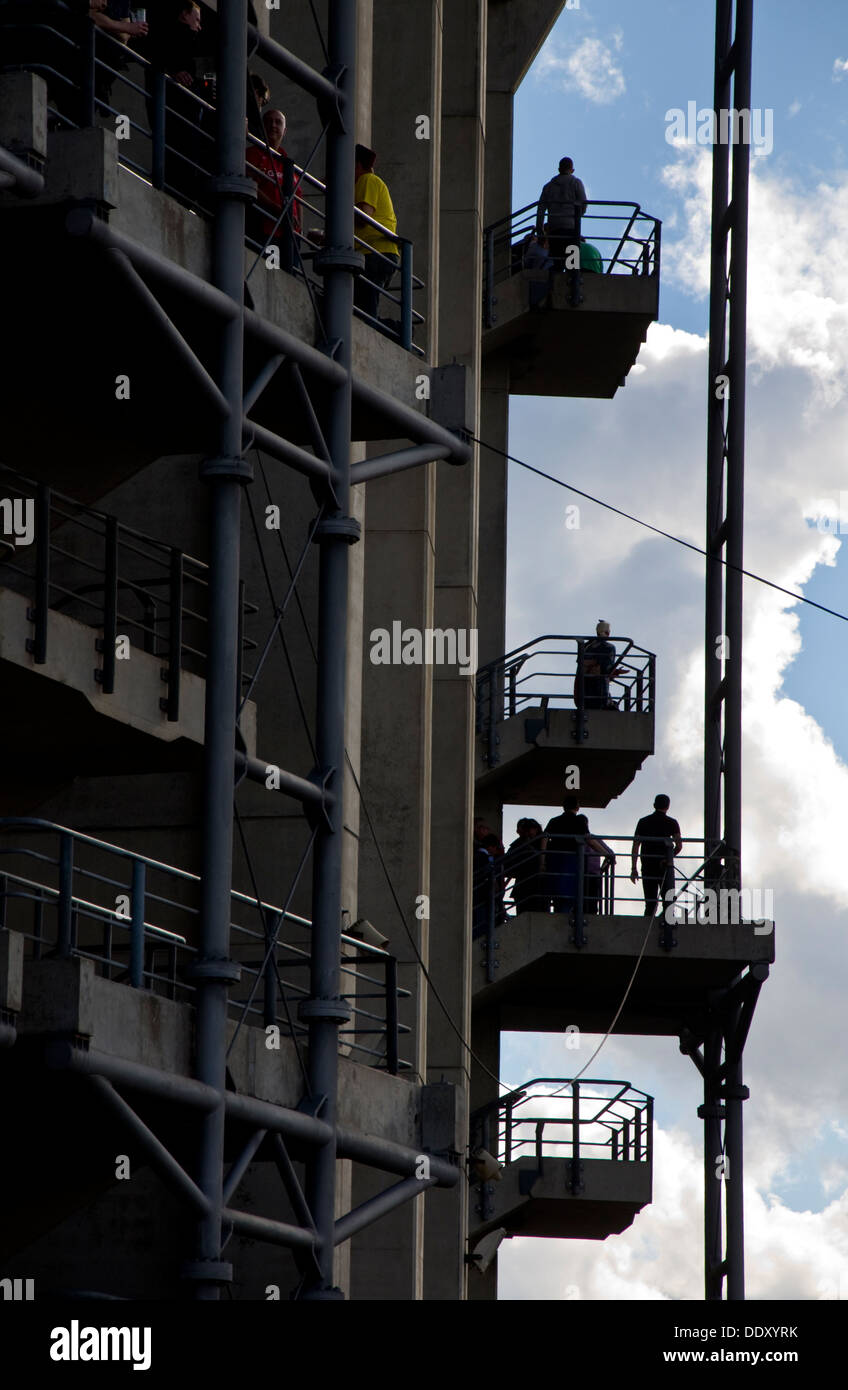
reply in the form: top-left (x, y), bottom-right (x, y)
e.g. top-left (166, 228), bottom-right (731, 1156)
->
top-left (400, 241), bottom-right (413, 351)
top-left (300, 0), bottom-right (358, 1301)
top-left (57, 834), bottom-right (74, 958)
top-left (281, 157), bottom-right (295, 274)
top-left (573, 841), bottom-right (586, 947)
top-left (100, 515), bottom-right (118, 695)
top-left (725, 1003), bottom-right (746, 1299)
top-left (262, 910), bottom-right (276, 1029)
top-left (702, 1022), bottom-right (724, 1300)
top-left (702, 0), bottom-right (753, 1303)
top-left (129, 858), bottom-right (145, 988)
top-left (151, 69), bottom-right (166, 189)
top-left (723, 0), bottom-right (753, 890)
top-left (385, 955), bottom-right (399, 1076)
top-left (80, 17), bottom-right (96, 126)
top-left (705, 0), bottom-right (751, 892)
top-left (573, 639), bottom-right (586, 744)
top-left (570, 1082), bottom-right (581, 1194)
top-left (187, 0), bottom-right (251, 1302)
top-left (165, 548), bottom-right (183, 721)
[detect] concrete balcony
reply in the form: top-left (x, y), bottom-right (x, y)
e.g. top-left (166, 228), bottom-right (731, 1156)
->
top-left (483, 202), bottom-right (660, 399)
top-left (0, 58), bottom-right (434, 507)
top-left (0, 940), bottom-right (435, 1276)
top-left (0, 471), bottom-right (257, 810)
top-left (0, 820), bottom-right (432, 1285)
top-left (469, 1079), bottom-right (652, 1245)
top-left (476, 635), bottom-right (655, 808)
top-left (473, 854), bottom-right (775, 1038)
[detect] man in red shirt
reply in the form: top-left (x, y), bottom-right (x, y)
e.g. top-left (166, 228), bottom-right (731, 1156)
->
top-left (246, 108), bottom-right (302, 246)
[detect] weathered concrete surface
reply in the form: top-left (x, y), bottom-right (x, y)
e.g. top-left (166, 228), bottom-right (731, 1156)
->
top-left (471, 1155), bottom-right (652, 1241)
top-left (0, 585), bottom-right (255, 756)
top-left (475, 911), bottom-right (775, 1035)
top-left (484, 270), bottom-right (658, 398)
top-left (477, 705), bottom-right (655, 806)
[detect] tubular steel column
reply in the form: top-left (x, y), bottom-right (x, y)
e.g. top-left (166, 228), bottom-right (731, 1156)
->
top-left (299, 0), bottom-right (361, 1300)
top-left (703, 0), bottom-right (753, 1301)
top-left (188, 0), bottom-right (253, 1300)
top-left (704, 0), bottom-right (752, 881)
top-left (701, 1023), bottom-right (724, 1301)
top-left (724, 1002), bottom-right (746, 1300)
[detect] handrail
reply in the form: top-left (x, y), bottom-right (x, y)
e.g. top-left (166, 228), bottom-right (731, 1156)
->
top-left (0, 819), bottom-right (409, 1070)
top-left (0, 467), bottom-right (257, 707)
top-left (475, 635), bottom-right (656, 763)
top-left (473, 830), bottom-right (765, 962)
top-left (0, 10), bottom-right (425, 353)
top-left (482, 198), bottom-right (661, 328)
top-left (471, 1078), bottom-right (653, 1207)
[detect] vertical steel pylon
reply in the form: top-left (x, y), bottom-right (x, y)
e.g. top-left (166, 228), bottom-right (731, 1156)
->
top-left (703, 0), bottom-right (754, 1302)
top-left (299, 0), bottom-right (360, 1300)
top-left (189, 0), bottom-right (253, 1300)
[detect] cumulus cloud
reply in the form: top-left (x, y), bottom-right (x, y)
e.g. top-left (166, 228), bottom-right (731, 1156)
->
top-left (662, 148), bottom-right (848, 408)
top-left (832, 58), bottom-right (848, 80)
top-left (497, 1127), bottom-right (848, 1300)
top-left (536, 32), bottom-right (626, 105)
top-left (502, 132), bottom-right (848, 1296)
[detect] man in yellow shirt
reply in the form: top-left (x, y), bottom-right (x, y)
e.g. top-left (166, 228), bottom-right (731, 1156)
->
top-left (354, 144), bottom-right (400, 322)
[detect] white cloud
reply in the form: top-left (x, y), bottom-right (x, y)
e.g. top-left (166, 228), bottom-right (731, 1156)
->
top-left (661, 147), bottom-right (848, 407)
top-left (788, 99), bottom-right (802, 118)
top-left (536, 34), bottom-right (626, 105)
top-left (498, 1127), bottom-right (848, 1299)
top-left (832, 58), bottom-right (848, 81)
top-left (503, 85), bottom-right (848, 1302)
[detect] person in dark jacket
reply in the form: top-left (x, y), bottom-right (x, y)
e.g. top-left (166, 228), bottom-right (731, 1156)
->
top-left (503, 819), bottom-right (548, 915)
top-left (536, 157), bottom-right (587, 271)
top-left (578, 619), bottom-right (621, 710)
top-left (544, 796), bottom-right (615, 914)
top-left (630, 794), bottom-right (683, 917)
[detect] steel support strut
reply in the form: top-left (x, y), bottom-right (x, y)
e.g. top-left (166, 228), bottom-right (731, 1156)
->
top-left (298, 0), bottom-right (360, 1301)
top-left (188, 0), bottom-right (252, 1300)
top-left (702, 0), bottom-right (753, 1302)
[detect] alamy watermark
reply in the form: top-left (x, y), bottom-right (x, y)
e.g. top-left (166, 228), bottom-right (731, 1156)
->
top-left (369, 622), bottom-right (478, 676)
top-left (666, 886), bottom-right (773, 931)
top-left (665, 102), bottom-right (773, 157)
top-left (0, 496), bottom-right (34, 547)
top-left (812, 492), bottom-right (848, 534)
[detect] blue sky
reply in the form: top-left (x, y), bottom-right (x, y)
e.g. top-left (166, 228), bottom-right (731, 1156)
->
top-left (496, 0), bottom-right (848, 1300)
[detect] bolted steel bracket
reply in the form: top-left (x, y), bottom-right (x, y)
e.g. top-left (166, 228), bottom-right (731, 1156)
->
top-left (199, 455), bottom-right (254, 483)
top-left (209, 174), bottom-right (256, 202)
top-left (313, 247), bottom-right (364, 277)
top-left (298, 997), bottom-right (352, 1025)
top-left (184, 959), bottom-right (242, 985)
top-left (313, 515), bottom-right (361, 545)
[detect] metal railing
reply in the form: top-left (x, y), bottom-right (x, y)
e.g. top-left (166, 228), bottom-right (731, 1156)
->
top-left (471, 1078), bottom-right (653, 1207)
top-left (0, 466), bottom-right (257, 718)
top-left (483, 199), bottom-right (661, 329)
top-left (0, 4), bottom-right (425, 352)
top-left (0, 819), bottom-right (411, 1074)
top-left (476, 634), bottom-right (656, 768)
top-left (474, 833), bottom-right (752, 968)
